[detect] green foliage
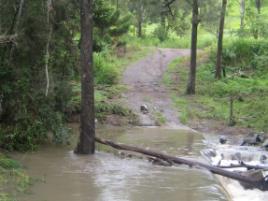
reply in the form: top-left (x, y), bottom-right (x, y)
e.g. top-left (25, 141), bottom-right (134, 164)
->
top-left (94, 51), bottom-right (120, 85)
top-left (0, 155), bottom-right (21, 170)
top-left (245, 0), bottom-right (268, 39)
top-left (219, 39), bottom-right (268, 71)
top-left (153, 25), bottom-right (168, 42)
top-left (93, 0), bottom-right (132, 51)
top-left (0, 0), bottom-right (77, 151)
top-left (153, 112), bottom-right (166, 126)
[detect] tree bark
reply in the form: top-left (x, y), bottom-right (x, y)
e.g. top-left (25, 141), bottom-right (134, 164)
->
top-left (9, 0), bottom-right (25, 59)
top-left (137, 0), bottom-right (143, 38)
top-left (186, 0), bottom-right (199, 95)
top-left (95, 137), bottom-right (268, 190)
top-left (215, 0), bottom-right (227, 79)
top-left (240, 0), bottom-right (245, 31)
top-left (75, 0), bottom-right (95, 154)
top-left (255, 0), bottom-right (261, 14)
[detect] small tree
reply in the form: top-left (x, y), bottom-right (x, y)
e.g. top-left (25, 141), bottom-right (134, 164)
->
top-left (75, 0), bottom-right (95, 154)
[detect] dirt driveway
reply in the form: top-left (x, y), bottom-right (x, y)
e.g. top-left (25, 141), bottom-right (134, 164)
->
top-left (122, 48), bottom-right (190, 128)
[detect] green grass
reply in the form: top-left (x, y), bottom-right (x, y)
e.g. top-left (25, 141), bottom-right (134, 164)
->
top-left (124, 32), bottom-right (216, 49)
top-left (164, 38), bottom-right (268, 132)
top-left (153, 112), bottom-right (166, 126)
top-left (0, 154), bottom-right (30, 200)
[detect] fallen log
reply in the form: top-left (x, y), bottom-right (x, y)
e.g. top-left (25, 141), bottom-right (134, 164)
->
top-left (0, 34), bottom-right (17, 44)
top-left (95, 137), bottom-right (268, 191)
top-left (217, 162), bottom-right (268, 170)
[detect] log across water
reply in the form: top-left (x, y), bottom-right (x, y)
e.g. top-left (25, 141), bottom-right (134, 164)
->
top-left (95, 137), bottom-right (268, 191)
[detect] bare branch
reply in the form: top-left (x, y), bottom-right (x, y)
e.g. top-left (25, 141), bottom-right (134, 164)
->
top-left (45, 0), bottom-right (53, 96)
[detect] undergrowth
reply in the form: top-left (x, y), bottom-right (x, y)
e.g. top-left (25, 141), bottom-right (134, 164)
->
top-left (165, 38), bottom-right (268, 132)
top-left (0, 154), bottom-right (30, 201)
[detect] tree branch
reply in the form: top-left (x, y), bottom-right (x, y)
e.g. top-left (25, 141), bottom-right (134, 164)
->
top-left (45, 0), bottom-right (53, 97)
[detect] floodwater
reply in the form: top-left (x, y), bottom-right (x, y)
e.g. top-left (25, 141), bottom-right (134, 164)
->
top-left (12, 126), bottom-right (228, 201)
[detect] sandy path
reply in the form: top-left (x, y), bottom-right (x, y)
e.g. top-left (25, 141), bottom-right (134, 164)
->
top-left (122, 48), bottom-right (190, 128)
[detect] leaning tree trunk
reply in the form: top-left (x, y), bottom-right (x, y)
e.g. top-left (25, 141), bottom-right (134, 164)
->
top-left (75, 0), bottom-right (95, 154)
top-left (215, 0), bottom-right (227, 79)
top-left (186, 0), bottom-right (199, 95)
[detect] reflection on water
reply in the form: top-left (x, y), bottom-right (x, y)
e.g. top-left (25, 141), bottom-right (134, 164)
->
top-left (12, 126), bottom-right (227, 201)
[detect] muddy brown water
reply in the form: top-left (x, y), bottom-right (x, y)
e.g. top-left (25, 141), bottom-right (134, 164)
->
top-left (12, 126), bottom-right (228, 201)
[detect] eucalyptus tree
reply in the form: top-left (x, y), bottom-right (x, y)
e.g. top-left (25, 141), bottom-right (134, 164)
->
top-left (75, 0), bottom-right (95, 154)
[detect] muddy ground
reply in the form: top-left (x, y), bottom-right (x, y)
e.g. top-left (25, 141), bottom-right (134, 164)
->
top-left (121, 48), bottom-right (190, 128)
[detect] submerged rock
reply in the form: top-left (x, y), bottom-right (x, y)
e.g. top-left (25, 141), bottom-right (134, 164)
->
top-left (262, 139), bottom-right (268, 149)
top-left (260, 155), bottom-right (267, 164)
top-left (241, 133), bottom-right (264, 146)
top-left (219, 136), bottom-right (227, 144)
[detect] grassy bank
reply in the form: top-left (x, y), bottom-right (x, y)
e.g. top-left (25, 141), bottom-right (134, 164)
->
top-left (0, 154), bottom-right (30, 201)
top-left (164, 39), bottom-right (268, 132)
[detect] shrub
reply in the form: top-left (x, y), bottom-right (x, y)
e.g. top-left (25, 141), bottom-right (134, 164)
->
top-left (214, 39), bottom-right (268, 71)
top-left (94, 52), bottom-right (120, 85)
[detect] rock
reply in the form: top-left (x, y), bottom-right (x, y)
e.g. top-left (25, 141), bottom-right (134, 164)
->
top-left (262, 139), bottom-right (268, 149)
top-left (231, 152), bottom-right (242, 161)
top-left (219, 136), bottom-right (227, 144)
top-left (240, 133), bottom-right (264, 146)
top-left (260, 155), bottom-right (267, 163)
top-left (140, 104), bottom-right (149, 114)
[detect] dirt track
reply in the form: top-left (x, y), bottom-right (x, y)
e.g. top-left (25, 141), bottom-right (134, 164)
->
top-left (122, 48), bottom-right (190, 128)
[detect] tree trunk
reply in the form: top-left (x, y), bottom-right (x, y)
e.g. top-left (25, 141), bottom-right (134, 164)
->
top-left (215, 0), bottom-right (227, 79)
top-left (137, 0), bottom-right (143, 38)
top-left (75, 0), bottom-right (95, 155)
top-left (255, 0), bottom-right (261, 14)
top-left (9, 0), bottom-right (25, 60)
top-left (228, 96), bottom-right (236, 126)
top-left (186, 0), bottom-right (199, 95)
top-left (240, 0), bottom-right (245, 31)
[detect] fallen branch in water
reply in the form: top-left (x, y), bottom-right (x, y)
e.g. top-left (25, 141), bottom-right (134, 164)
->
top-left (95, 137), bottom-right (268, 190)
